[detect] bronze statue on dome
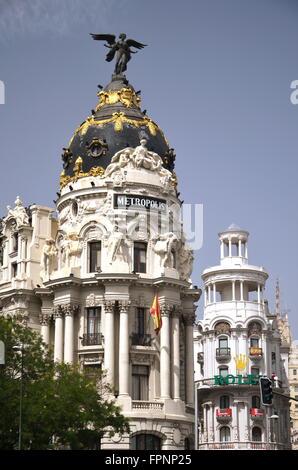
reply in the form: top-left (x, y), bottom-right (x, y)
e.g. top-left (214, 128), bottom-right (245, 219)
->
top-left (90, 33), bottom-right (147, 75)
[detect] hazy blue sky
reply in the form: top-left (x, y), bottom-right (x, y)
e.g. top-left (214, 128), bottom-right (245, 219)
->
top-left (0, 0), bottom-right (297, 338)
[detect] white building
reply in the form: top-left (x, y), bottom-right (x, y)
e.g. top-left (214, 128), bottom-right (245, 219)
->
top-left (0, 72), bottom-right (201, 449)
top-left (194, 224), bottom-right (291, 450)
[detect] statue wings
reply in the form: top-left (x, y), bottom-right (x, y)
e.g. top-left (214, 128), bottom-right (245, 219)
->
top-left (90, 34), bottom-right (116, 45)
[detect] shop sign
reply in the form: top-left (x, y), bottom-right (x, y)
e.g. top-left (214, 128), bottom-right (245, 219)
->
top-left (214, 374), bottom-right (259, 386)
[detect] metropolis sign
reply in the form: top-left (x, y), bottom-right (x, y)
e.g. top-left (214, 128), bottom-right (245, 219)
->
top-left (114, 194), bottom-right (167, 212)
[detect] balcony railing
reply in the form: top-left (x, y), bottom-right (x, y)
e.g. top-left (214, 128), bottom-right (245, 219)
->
top-left (81, 333), bottom-right (103, 346)
top-left (132, 401), bottom-right (164, 412)
top-left (216, 347), bottom-right (231, 359)
top-left (250, 408), bottom-right (264, 419)
top-left (216, 408), bottom-right (232, 417)
top-left (249, 347), bottom-right (262, 355)
top-left (131, 333), bottom-right (152, 347)
top-left (198, 442), bottom-right (289, 450)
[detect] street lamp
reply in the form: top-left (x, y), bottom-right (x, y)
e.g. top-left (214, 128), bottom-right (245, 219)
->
top-left (12, 344), bottom-right (24, 451)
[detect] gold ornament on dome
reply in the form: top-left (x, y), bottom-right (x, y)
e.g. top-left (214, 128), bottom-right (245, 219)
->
top-left (68, 112), bottom-right (169, 147)
top-left (60, 161), bottom-right (105, 190)
top-left (96, 87), bottom-right (141, 111)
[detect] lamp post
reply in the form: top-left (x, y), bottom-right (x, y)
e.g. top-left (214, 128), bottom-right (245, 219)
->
top-left (12, 344), bottom-right (24, 451)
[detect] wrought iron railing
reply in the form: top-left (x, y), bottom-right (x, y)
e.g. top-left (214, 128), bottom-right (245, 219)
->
top-left (131, 333), bottom-right (152, 346)
top-left (81, 333), bottom-right (103, 346)
top-left (216, 347), bottom-right (231, 357)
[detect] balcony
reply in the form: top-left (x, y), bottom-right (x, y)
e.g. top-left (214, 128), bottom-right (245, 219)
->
top-left (198, 442), bottom-right (289, 450)
top-left (81, 333), bottom-right (103, 346)
top-left (250, 408), bottom-right (265, 420)
top-left (132, 401), bottom-right (164, 413)
top-left (216, 347), bottom-right (231, 361)
top-left (216, 408), bottom-right (232, 422)
top-left (249, 347), bottom-right (263, 361)
top-left (131, 333), bottom-right (152, 347)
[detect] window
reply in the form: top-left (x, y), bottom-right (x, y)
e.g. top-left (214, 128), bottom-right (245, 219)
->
top-left (252, 427), bottom-right (262, 442)
top-left (82, 307), bottom-right (102, 346)
top-left (12, 262), bottom-right (17, 278)
top-left (132, 308), bottom-right (151, 346)
top-left (219, 366), bottom-right (228, 377)
top-left (251, 367), bottom-right (260, 376)
top-left (250, 338), bottom-right (259, 348)
top-left (220, 395), bottom-right (230, 409)
top-left (134, 242), bottom-right (147, 273)
top-left (220, 426), bottom-right (230, 442)
top-left (218, 337), bottom-right (229, 356)
top-left (293, 369), bottom-right (297, 376)
top-left (136, 307), bottom-right (145, 335)
top-left (132, 365), bottom-right (149, 400)
top-left (131, 434), bottom-right (161, 450)
top-left (84, 363), bottom-right (102, 381)
top-left (252, 395), bottom-right (261, 408)
top-left (12, 233), bottom-right (18, 252)
top-left (88, 241), bottom-right (101, 273)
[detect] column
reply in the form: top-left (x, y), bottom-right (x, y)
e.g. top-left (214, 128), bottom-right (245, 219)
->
top-left (40, 314), bottom-right (50, 346)
top-left (213, 283), bottom-right (216, 303)
top-left (204, 288), bottom-right (208, 307)
top-left (185, 313), bottom-right (195, 406)
top-left (160, 305), bottom-right (171, 398)
top-left (118, 300), bottom-right (130, 396)
top-left (240, 280), bottom-right (244, 301)
top-left (245, 243), bottom-right (248, 258)
top-left (54, 306), bottom-right (64, 363)
top-left (208, 284), bottom-right (211, 304)
top-left (228, 238), bottom-right (232, 257)
top-left (172, 310), bottom-right (180, 400)
top-left (104, 300), bottom-right (115, 388)
top-left (64, 305), bottom-right (78, 364)
top-left (232, 280), bottom-right (236, 301)
top-left (220, 239), bottom-right (224, 259)
top-left (257, 283), bottom-right (261, 303)
top-left (238, 238), bottom-right (242, 257)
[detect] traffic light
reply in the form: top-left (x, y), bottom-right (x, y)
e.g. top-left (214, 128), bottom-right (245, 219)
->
top-left (259, 376), bottom-right (273, 406)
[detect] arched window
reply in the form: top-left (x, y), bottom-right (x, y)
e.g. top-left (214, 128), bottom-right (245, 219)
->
top-left (252, 426), bottom-right (262, 442)
top-left (252, 395), bottom-right (261, 409)
top-left (220, 426), bottom-right (230, 442)
top-left (220, 395), bottom-right (230, 409)
top-left (131, 434), bottom-right (161, 450)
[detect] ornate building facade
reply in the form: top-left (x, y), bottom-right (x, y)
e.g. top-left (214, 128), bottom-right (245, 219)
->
top-left (0, 70), bottom-right (200, 449)
top-left (194, 225), bottom-right (291, 450)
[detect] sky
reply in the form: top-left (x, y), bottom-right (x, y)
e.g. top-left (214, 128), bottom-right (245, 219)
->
top-left (0, 0), bottom-right (297, 338)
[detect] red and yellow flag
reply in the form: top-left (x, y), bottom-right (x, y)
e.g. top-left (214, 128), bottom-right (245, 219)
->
top-left (150, 294), bottom-right (162, 334)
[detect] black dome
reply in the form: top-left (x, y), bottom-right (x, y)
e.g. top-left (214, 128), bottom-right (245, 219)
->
top-left (60, 74), bottom-right (173, 188)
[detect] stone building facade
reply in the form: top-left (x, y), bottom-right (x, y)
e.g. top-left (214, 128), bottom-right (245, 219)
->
top-left (194, 225), bottom-right (291, 450)
top-left (0, 72), bottom-right (200, 449)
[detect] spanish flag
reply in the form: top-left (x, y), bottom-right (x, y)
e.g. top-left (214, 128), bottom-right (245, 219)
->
top-left (150, 295), bottom-right (162, 334)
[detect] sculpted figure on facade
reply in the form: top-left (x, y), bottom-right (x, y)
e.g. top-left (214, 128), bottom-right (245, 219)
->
top-left (3, 196), bottom-right (30, 228)
top-left (177, 236), bottom-right (194, 281)
top-left (40, 238), bottom-right (58, 281)
top-left (153, 232), bottom-right (178, 269)
top-left (105, 147), bottom-right (133, 177)
top-left (60, 232), bottom-right (82, 272)
top-left (108, 225), bottom-right (129, 264)
top-left (104, 140), bottom-right (175, 187)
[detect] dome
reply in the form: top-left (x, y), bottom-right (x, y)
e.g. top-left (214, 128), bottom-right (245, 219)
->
top-left (60, 73), bottom-right (174, 189)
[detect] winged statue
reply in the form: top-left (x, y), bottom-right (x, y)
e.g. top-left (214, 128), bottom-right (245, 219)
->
top-left (90, 33), bottom-right (147, 75)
